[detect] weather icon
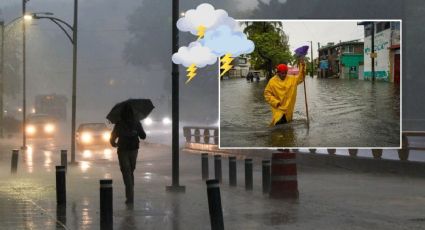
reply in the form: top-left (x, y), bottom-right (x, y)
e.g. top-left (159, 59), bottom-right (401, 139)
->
top-left (172, 3), bottom-right (255, 83)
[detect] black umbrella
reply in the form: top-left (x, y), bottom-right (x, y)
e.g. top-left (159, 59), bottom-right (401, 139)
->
top-left (106, 99), bottom-right (155, 124)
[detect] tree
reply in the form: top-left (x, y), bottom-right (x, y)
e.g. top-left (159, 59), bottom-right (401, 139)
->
top-left (244, 22), bottom-right (293, 79)
top-left (3, 22), bottom-right (22, 99)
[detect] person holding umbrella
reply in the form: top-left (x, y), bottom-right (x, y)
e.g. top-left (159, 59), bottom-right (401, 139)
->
top-left (108, 99), bottom-right (154, 204)
top-left (264, 46), bottom-right (308, 126)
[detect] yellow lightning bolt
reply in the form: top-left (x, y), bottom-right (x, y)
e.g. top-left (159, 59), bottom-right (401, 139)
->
top-left (220, 53), bottom-right (233, 77)
top-left (186, 64), bottom-right (197, 83)
top-left (196, 25), bottom-right (206, 40)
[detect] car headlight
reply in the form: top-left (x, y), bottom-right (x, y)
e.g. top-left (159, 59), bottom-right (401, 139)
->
top-left (144, 117), bottom-right (153, 126)
top-left (81, 132), bottom-right (92, 143)
top-left (162, 117), bottom-right (171, 125)
top-left (102, 132), bottom-right (111, 142)
top-left (44, 123), bottom-right (55, 133)
top-left (26, 125), bottom-right (36, 135)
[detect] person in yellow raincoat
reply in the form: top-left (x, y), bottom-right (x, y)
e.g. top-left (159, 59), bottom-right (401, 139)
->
top-left (264, 60), bottom-right (306, 126)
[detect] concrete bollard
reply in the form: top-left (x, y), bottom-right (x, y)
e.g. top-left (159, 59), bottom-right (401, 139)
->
top-left (194, 128), bottom-right (201, 143)
top-left (229, 156), bottom-right (237, 187)
top-left (56, 166), bottom-right (67, 205)
top-left (204, 129), bottom-right (210, 144)
top-left (206, 179), bottom-right (224, 230)
top-left (262, 160), bottom-right (271, 194)
top-left (214, 155), bottom-right (222, 183)
top-left (372, 149), bottom-right (383, 159)
top-left (398, 134), bottom-right (409, 161)
top-left (245, 159), bottom-right (253, 191)
top-left (327, 149), bottom-right (336, 155)
top-left (270, 151), bottom-right (299, 199)
top-left (61, 150), bottom-right (68, 171)
top-left (100, 179), bottom-right (113, 229)
top-left (11, 149), bottom-right (19, 174)
top-left (348, 149), bottom-right (358, 157)
top-left (202, 153), bottom-right (209, 180)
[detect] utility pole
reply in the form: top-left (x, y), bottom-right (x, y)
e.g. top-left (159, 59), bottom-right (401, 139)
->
top-left (70, 0), bottom-right (78, 164)
top-left (310, 41), bottom-right (314, 77)
top-left (21, 0), bottom-right (28, 150)
top-left (166, 0), bottom-right (185, 193)
top-left (371, 22), bottom-right (375, 82)
top-left (0, 21), bottom-right (4, 138)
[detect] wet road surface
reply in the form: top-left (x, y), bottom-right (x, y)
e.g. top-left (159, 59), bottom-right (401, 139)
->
top-left (220, 77), bottom-right (400, 148)
top-left (0, 137), bottom-right (424, 229)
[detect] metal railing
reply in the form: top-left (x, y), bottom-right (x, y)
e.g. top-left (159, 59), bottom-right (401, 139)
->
top-left (183, 127), bottom-right (421, 162)
top-left (183, 126), bottom-right (218, 145)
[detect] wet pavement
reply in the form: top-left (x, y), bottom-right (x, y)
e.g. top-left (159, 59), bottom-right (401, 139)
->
top-left (220, 77), bottom-right (400, 148)
top-left (0, 138), bottom-right (424, 229)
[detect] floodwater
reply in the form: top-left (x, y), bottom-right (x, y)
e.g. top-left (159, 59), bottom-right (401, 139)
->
top-left (220, 77), bottom-right (400, 147)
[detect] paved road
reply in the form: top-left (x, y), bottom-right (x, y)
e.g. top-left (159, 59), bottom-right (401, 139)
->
top-left (0, 137), bottom-right (424, 229)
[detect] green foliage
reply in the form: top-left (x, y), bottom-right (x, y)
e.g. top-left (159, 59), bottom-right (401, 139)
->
top-left (244, 22), bottom-right (293, 78)
top-left (2, 24), bottom-right (22, 99)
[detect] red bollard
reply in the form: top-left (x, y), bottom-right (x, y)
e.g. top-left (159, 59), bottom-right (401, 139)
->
top-left (270, 151), bottom-right (299, 199)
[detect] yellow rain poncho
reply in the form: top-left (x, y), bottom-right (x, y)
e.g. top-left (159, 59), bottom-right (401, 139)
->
top-left (264, 63), bottom-right (306, 126)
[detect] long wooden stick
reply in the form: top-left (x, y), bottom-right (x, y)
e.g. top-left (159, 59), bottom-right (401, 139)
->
top-left (302, 66), bottom-right (310, 127)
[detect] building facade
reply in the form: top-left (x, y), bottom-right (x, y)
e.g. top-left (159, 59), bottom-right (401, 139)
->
top-left (359, 21), bottom-right (401, 83)
top-left (318, 41), bottom-right (364, 79)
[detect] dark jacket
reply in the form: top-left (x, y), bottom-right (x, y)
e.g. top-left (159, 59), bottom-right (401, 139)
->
top-left (110, 121), bottom-right (146, 152)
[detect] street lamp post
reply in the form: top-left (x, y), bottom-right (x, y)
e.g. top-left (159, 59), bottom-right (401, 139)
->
top-left (166, 0), bottom-right (185, 193)
top-left (310, 41), bottom-right (314, 77)
top-left (29, 0), bottom-right (79, 164)
top-left (0, 21), bottom-right (4, 138)
top-left (21, 0), bottom-right (29, 150)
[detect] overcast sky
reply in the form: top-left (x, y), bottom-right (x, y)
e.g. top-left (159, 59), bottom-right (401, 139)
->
top-left (239, 20), bottom-right (365, 59)
top-left (1, 0), bottom-right (424, 128)
top-left (282, 21), bottom-right (365, 58)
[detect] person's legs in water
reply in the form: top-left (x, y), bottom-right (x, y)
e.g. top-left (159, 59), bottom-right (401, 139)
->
top-left (275, 115), bottom-right (288, 125)
top-left (118, 150), bottom-right (136, 204)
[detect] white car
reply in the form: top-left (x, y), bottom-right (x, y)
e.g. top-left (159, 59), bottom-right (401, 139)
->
top-left (76, 123), bottom-right (111, 149)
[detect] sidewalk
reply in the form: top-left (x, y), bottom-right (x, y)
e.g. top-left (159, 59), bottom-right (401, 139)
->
top-left (0, 143), bottom-right (424, 229)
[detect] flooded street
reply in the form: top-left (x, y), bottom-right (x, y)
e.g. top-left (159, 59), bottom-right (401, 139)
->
top-left (220, 77), bottom-right (400, 147)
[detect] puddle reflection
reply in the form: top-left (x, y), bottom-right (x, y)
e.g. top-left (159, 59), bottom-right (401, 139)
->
top-left (79, 161), bottom-right (91, 172)
top-left (44, 151), bottom-right (52, 172)
top-left (24, 146), bottom-right (34, 173)
top-left (79, 148), bottom-right (114, 161)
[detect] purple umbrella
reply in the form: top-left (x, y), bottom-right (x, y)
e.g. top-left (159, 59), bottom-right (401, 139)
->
top-left (294, 45), bottom-right (309, 57)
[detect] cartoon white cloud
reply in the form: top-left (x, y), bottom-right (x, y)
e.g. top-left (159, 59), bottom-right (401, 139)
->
top-left (177, 3), bottom-right (238, 36)
top-left (200, 25), bottom-right (255, 57)
top-left (172, 41), bottom-right (217, 67)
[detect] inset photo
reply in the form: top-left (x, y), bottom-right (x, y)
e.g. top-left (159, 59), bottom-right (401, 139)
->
top-left (219, 20), bottom-right (401, 148)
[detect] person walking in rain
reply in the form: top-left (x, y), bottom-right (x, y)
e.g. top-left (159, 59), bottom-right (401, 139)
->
top-left (264, 59), bottom-right (306, 126)
top-left (110, 104), bottom-right (146, 204)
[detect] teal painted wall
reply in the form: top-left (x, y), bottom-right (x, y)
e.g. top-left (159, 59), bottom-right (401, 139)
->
top-left (341, 54), bottom-right (364, 79)
top-left (341, 54), bottom-right (363, 68)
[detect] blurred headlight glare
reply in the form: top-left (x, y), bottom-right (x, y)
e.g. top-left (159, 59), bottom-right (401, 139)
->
top-left (144, 117), bottom-right (153, 126)
top-left (26, 125), bottom-right (36, 135)
top-left (81, 132), bottom-right (92, 143)
top-left (162, 117), bottom-right (171, 125)
top-left (44, 123), bottom-right (55, 133)
top-left (103, 132), bottom-right (111, 141)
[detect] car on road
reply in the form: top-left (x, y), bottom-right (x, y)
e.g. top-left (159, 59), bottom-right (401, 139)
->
top-left (76, 123), bottom-right (111, 149)
top-left (26, 114), bottom-right (58, 138)
top-left (142, 111), bottom-right (171, 135)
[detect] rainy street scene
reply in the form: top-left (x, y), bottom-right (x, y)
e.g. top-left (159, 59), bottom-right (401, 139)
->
top-left (220, 21), bottom-right (401, 148)
top-left (1, 0), bottom-right (425, 230)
